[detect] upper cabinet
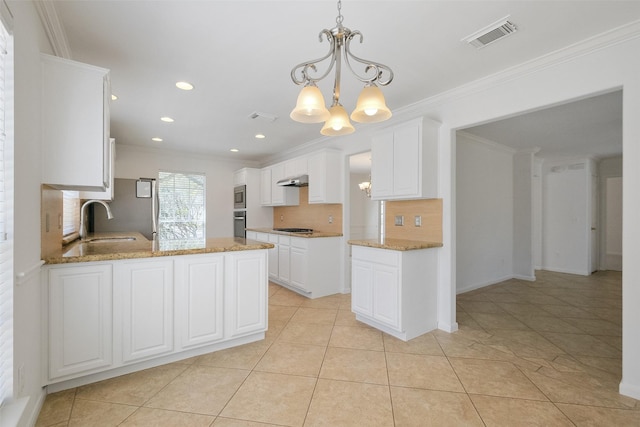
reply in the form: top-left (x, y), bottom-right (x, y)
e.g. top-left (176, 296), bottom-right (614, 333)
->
top-left (371, 117), bottom-right (440, 200)
top-left (79, 138), bottom-right (115, 200)
top-left (260, 163), bottom-right (299, 207)
top-left (41, 54), bottom-right (111, 191)
top-left (308, 149), bottom-right (342, 204)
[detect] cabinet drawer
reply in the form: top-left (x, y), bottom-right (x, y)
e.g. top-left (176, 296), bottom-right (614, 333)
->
top-left (290, 237), bottom-right (308, 249)
top-left (278, 235), bottom-right (291, 246)
top-left (352, 246), bottom-right (400, 267)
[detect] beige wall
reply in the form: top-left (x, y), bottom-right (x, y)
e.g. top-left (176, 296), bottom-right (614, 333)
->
top-left (273, 187), bottom-right (343, 234)
top-left (384, 199), bottom-right (442, 243)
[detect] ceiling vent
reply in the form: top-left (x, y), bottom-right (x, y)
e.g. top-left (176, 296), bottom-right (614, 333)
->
top-left (462, 16), bottom-right (517, 49)
top-left (248, 111), bottom-right (278, 122)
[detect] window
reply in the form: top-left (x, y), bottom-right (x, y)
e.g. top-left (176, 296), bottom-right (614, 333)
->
top-left (0, 13), bottom-right (13, 407)
top-left (62, 190), bottom-right (80, 236)
top-left (158, 171), bottom-right (205, 244)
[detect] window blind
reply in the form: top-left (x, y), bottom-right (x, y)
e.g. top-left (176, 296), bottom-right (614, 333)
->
top-left (0, 16), bottom-right (13, 407)
top-left (62, 190), bottom-right (80, 236)
top-left (158, 171), bottom-right (206, 244)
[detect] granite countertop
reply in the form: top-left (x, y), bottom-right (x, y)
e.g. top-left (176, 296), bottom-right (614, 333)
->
top-left (246, 227), bottom-right (343, 238)
top-left (348, 238), bottom-right (443, 251)
top-left (43, 232), bottom-right (274, 265)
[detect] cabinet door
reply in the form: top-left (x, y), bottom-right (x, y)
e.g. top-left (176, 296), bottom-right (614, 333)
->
top-left (271, 164), bottom-right (286, 205)
top-left (351, 260), bottom-right (373, 317)
top-left (392, 123), bottom-right (420, 197)
top-left (371, 131), bottom-right (394, 199)
top-left (225, 250), bottom-right (268, 338)
top-left (178, 255), bottom-right (224, 349)
top-left (372, 264), bottom-right (401, 329)
top-left (234, 168), bottom-right (247, 186)
top-left (289, 247), bottom-right (308, 291)
top-left (260, 168), bottom-right (272, 205)
top-left (278, 243), bottom-right (290, 283)
top-left (268, 234), bottom-right (279, 279)
top-left (48, 264), bottom-right (112, 380)
top-left (116, 259), bottom-right (174, 363)
top-left (79, 138), bottom-right (115, 200)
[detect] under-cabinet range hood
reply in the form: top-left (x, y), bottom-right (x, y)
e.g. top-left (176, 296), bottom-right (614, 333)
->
top-left (276, 174), bottom-right (309, 187)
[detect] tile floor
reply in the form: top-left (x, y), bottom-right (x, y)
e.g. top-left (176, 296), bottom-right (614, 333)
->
top-left (35, 270), bottom-right (640, 426)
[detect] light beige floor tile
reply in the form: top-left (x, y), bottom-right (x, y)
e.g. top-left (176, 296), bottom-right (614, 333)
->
top-left (213, 417), bottom-right (287, 426)
top-left (483, 329), bottom-right (566, 359)
top-left (319, 347), bottom-right (388, 385)
top-left (120, 407), bottom-right (215, 426)
top-left (391, 386), bottom-right (483, 427)
top-left (68, 399), bottom-right (137, 427)
top-left (383, 332), bottom-right (444, 356)
top-left (276, 321), bottom-right (333, 346)
top-left (470, 394), bottom-right (573, 426)
top-left (196, 340), bottom-right (270, 370)
top-left (556, 403), bottom-right (640, 426)
top-left (74, 363), bottom-right (188, 406)
top-left (289, 307), bottom-right (337, 325)
top-left (219, 371), bottom-right (316, 426)
top-left (334, 309), bottom-right (372, 328)
top-left (457, 300), bottom-right (506, 314)
top-left (299, 293), bottom-right (343, 309)
top-left (387, 352), bottom-right (464, 392)
top-left (562, 317), bottom-right (622, 336)
top-left (467, 312), bottom-right (530, 330)
top-left (510, 313), bottom-right (585, 334)
top-left (449, 358), bottom-right (548, 401)
top-left (305, 379), bottom-right (393, 427)
top-left (144, 365), bottom-right (250, 415)
top-left (35, 388), bottom-right (76, 427)
top-left (456, 312), bottom-right (486, 331)
top-left (538, 304), bottom-right (598, 319)
top-left (269, 289), bottom-right (307, 307)
top-left (576, 355), bottom-right (622, 376)
top-left (497, 302), bottom-right (553, 316)
top-left (329, 325), bottom-right (384, 350)
top-left (254, 341), bottom-right (326, 377)
top-left (268, 305), bottom-right (298, 323)
top-left (542, 332), bottom-right (621, 358)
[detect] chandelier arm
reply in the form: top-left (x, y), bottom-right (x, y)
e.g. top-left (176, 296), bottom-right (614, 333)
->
top-left (290, 29), bottom-right (338, 85)
top-left (343, 31), bottom-right (394, 86)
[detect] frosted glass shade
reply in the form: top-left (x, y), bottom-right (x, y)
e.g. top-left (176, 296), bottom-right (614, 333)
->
top-left (290, 85), bottom-right (330, 123)
top-left (350, 85), bottom-right (392, 123)
top-left (321, 104), bottom-right (355, 136)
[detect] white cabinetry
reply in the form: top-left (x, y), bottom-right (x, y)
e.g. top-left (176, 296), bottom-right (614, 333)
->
top-left (115, 259), bottom-right (174, 363)
top-left (351, 245), bottom-right (437, 341)
top-left (371, 117), bottom-right (439, 200)
top-left (284, 157), bottom-right (308, 178)
top-left (277, 235), bottom-right (291, 283)
top-left (175, 255), bottom-right (224, 349)
top-left (308, 149), bottom-right (342, 204)
top-left (80, 138), bottom-right (115, 200)
top-left (225, 250), bottom-right (268, 338)
top-left (47, 264), bottom-right (113, 380)
top-left (41, 54), bottom-right (111, 191)
top-left (289, 238), bottom-right (309, 290)
top-left (260, 164), bottom-right (299, 206)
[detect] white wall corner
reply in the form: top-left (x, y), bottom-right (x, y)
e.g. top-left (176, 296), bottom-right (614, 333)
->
top-left (34, 0), bottom-right (71, 59)
top-left (619, 380), bottom-right (640, 401)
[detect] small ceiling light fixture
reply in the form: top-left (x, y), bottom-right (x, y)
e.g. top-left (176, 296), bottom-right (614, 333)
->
top-left (111, 94), bottom-right (118, 101)
top-left (176, 81), bottom-right (194, 90)
top-left (290, 0), bottom-right (393, 136)
top-left (358, 179), bottom-right (372, 197)
top-left (151, 137), bottom-right (163, 142)
top-left (160, 116), bottom-right (174, 123)
top-left (230, 148), bottom-right (239, 152)
top-left (255, 134), bottom-right (266, 139)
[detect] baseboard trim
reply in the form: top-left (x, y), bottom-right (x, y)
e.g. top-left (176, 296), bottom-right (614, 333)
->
top-left (456, 275), bottom-right (514, 294)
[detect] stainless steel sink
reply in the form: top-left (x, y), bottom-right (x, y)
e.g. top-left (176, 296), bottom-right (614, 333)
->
top-left (85, 237), bottom-right (137, 243)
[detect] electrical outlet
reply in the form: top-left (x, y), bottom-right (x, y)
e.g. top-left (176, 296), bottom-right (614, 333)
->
top-left (415, 215), bottom-right (422, 227)
top-left (395, 215), bottom-right (404, 226)
top-left (328, 215), bottom-right (333, 224)
top-left (280, 215), bottom-right (284, 222)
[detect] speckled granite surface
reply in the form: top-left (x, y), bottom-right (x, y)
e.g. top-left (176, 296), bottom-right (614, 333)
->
top-left (347, 238), bottom-right (443, 251)
top-left (44, 232), bottom-right (274, 264)
top-left (246, 228), bottom-right (343, 238)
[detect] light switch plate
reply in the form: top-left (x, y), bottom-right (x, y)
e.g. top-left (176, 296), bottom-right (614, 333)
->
top-left (415, 215), bottom-right (422, 227)
top-left (395, 215), bottom-right (404, 226)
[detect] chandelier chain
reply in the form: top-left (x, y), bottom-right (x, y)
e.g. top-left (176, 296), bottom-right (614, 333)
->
top-left (336, 0), bottom-right (343, 25)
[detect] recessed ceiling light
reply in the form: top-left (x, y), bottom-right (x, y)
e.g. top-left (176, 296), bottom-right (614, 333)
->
top-left (255, 134), bottom-right (266, 139)
top-left (230, 148), bottom-right (239, 152)
top-left (176, 81), bottom-right (194, 91)
top-left (151, 137), bottom-right (163, 142)
top-left (111, 94), bottom-right (118, 101)
top-left (161, 116), bottom-right (174, 123)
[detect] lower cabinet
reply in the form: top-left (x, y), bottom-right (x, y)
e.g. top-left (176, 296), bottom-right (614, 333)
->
top-left (351, 245), bottom-right (437, 341)
top-left (48, 264), bottom-right (113, 380)
top-left (115, 259), bottom-right (174, 363)
top-left (44, 249), bottom-right (268, 385)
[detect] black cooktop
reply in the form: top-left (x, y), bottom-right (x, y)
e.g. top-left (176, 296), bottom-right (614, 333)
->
top-left (273, 228), bottom-right (313, 233)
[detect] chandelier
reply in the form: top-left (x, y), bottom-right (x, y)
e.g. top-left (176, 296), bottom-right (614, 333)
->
top-left (358, 180), bottom-right (372, 197)
top-left (290, 0), bottom-right (394, 136)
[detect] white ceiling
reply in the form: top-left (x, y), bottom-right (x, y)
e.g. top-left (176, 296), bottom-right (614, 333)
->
top-left (51, 1), bottom-right (639, 162)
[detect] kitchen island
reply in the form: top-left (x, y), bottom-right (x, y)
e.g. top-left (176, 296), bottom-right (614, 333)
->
top-left (348, 238), bottom-right (442, 341)
top-left (42, 233), bottom-right (274, 392)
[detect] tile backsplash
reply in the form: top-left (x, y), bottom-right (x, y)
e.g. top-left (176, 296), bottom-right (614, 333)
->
top-left (384, 198), bottom-right (442, 242)
top-left (273, 187), bottom-right (343, 234)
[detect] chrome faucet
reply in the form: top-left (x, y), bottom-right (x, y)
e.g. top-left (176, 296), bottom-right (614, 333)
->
top-left (80, 199), bottom-right (114, 240)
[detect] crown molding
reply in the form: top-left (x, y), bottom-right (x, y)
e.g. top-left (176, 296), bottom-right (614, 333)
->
top-left (457, 131), bottom-right (517, 155)
top-left (35, 0), bottom-right (71, 59)
top-left (395, 19), bottom-right (640, 120)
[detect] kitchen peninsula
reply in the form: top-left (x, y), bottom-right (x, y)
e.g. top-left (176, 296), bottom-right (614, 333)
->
top-left (42, 233), bottom-right (273, 392)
